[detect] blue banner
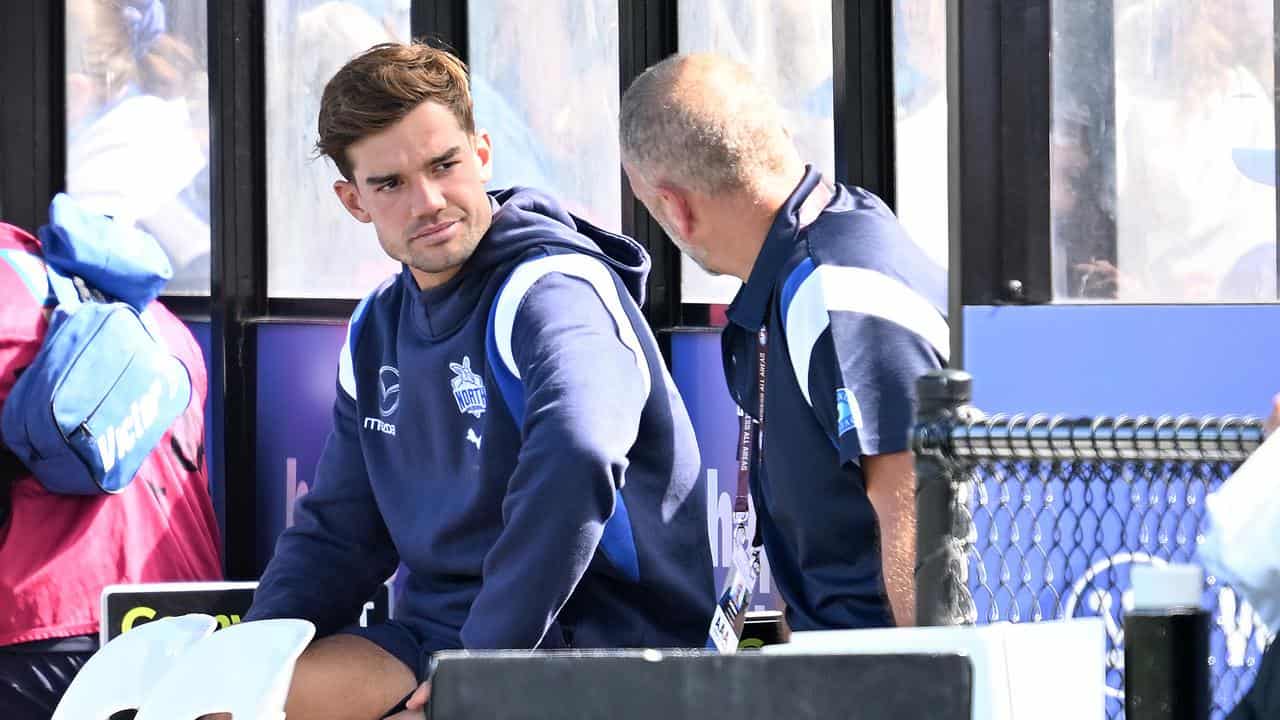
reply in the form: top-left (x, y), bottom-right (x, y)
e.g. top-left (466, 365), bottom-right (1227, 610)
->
top-left (255, 323), bottom-right (347, 571)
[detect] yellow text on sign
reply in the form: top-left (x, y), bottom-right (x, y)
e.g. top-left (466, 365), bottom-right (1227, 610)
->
top-left (120, 605), bottom-right (242, 634)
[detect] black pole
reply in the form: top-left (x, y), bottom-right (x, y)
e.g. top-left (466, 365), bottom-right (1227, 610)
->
top-left (0, 0), bottom-right (64, 231)
top-left (619, 0), bottom-right (679, 334)
top-left (831, 0), bottom-right (897, 207)
top-left (410, 0), bottom-right (468, 61)
top-left (913, 369), bottom-right (975, 627)
top-left (997, 0), bottom-right (1052, 304)
top-left (1124, 607), bottom-right (1211, 720)
top-left (945, 0), bottom-right (964, 368)
top-left (208, 0), bottom-right (266, 579)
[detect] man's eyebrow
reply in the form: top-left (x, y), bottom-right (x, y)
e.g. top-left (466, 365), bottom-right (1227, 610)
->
top-left (426, 146), bottom-right (462, 167)
top-left (364, 171), bottom-right (399, 186)
top-left (363, 147), bottom-right (461, 185)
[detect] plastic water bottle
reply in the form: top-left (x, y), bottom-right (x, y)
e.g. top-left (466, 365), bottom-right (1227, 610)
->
top-left (1124, 563), bottom-right (1210, 720)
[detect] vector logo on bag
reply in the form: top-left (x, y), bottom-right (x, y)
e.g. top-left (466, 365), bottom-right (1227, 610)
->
top-left (96, 378), bottom-right (166, 472)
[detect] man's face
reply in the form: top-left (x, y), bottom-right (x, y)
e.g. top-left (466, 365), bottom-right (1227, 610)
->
top-left (623, 163), bottom-right (721, 275)
top-left (336, 101), bottom-right (493, 289)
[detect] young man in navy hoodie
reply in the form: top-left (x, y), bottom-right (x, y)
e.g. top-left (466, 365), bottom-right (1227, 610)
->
top-left (243, 43), bottom-right (715, 718)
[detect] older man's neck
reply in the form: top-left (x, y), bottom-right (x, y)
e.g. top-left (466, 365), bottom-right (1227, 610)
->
top-left (727, 166), bottom-right (820, 283)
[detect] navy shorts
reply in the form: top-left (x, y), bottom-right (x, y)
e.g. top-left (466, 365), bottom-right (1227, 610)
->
top-left (338, 619), bottom-right (434, 682)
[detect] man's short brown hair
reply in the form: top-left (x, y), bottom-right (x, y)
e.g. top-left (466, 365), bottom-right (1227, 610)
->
top-left (620, 53), bottom-right (792, 195)
top-left (317, 42), bottom-right (475, 181)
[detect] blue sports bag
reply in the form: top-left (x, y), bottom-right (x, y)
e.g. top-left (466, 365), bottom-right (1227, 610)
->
top-left (0, 219), bottom-right (192, 495)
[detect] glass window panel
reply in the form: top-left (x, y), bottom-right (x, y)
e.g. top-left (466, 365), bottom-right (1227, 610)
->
top-left (265, 0), bottom-right (409, 299)
top-left (677, 0), bottom-right (835, 305)
top-left (1053, 0), bottom-right (1276, 302)
top-left (468, 0), bottom-right (621, 231)
top-left (893, 0), bottom-right (949, 276)
top-left (65, 0), bottom-right (212, 295)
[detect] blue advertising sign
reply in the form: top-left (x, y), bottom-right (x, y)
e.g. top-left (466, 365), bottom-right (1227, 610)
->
top-left (964, 304), bottom-right (1280, 418)
top-left (255, 322), bottom-right (347, 571)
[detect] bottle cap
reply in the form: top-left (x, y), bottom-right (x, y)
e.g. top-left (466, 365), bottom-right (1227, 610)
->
top-left (1130, 563), bottom-right (1203, 611)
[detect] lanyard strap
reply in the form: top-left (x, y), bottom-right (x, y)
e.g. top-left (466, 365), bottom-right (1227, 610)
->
top-left (711, 179), bottom-right (830, 653)
top-left (732, 176), bottom-right (828, 529)
top-left (734, 326), bottom-right (768, 523)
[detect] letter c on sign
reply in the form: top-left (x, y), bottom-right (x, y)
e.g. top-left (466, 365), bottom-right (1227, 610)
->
top-left (121, 605), bottom-right (157, 633)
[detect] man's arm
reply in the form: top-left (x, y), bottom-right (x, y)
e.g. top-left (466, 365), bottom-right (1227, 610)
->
top-left (245, 371), bottom-right (399, 635)
top-left (789, 267), bottom-right (946, 627)
top-left (862, 451), bottom-right (917, 626)
top-left (461, 266), bottom-right (649, 649)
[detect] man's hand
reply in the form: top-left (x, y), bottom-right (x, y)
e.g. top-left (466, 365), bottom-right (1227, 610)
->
top-left (1265, 394), bottom-right (1280, 437)
top-left (385, 681), bottom-right (431, 718)
top-left (862, 451), bottom-right (917, 627)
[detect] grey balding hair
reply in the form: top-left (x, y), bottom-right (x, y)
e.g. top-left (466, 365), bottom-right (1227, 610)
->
top-left (619, 53), bottom-right (794, 195)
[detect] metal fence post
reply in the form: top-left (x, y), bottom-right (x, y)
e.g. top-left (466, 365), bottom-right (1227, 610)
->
top-left (914, 369), bottom-right (974, 627)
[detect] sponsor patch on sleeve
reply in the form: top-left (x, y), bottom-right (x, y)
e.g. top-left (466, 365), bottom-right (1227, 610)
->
top-left (836, 388), bottom-right (862, 437)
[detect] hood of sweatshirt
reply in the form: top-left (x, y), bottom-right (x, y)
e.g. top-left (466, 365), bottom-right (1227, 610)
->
top-left (404, 186), bottom-right (650, 340)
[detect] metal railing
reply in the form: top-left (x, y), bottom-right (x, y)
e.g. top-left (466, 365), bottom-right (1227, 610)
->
top-left (913, 370), bottom-right (1269, 719)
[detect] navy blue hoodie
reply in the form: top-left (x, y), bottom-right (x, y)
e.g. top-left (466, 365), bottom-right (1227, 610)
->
top-left (247, 188), bottom-right (715, 656)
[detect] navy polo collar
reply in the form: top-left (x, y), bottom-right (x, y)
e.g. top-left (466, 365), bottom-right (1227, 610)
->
top-left (726, 166), bottom-right (824, 331)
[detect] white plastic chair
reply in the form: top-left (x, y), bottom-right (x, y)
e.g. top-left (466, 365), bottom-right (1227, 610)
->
top-left (52, 613), bottom-right (219, 720)
top-left (133, 618), bottom-right (315, 720)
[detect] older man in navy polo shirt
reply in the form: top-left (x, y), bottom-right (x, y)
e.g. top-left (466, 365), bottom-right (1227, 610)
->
top-left (620, 54), bottom-right (948, 632)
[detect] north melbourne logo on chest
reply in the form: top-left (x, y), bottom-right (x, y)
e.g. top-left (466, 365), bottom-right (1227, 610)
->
top-left (450, 356), bottom-right (487, 418)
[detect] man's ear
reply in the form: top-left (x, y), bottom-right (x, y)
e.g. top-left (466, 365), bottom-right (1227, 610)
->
top-left (472, 129), bottom-right (493, 184)
top-left (334, 179), bottom-right (372, 223)
top-left (657, 184), bottom-right (696, 240)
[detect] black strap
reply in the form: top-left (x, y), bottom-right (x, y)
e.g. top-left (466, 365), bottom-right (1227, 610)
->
top-left (734, 327), bottom-right (768, 555)
top-left (735, 327), bottom-right (768, 509)
top-left (0, 446), bottom-right (23, 529)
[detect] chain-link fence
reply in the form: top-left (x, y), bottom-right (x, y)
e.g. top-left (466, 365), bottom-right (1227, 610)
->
top-left (913, 370), bottom-right (1271, 719)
